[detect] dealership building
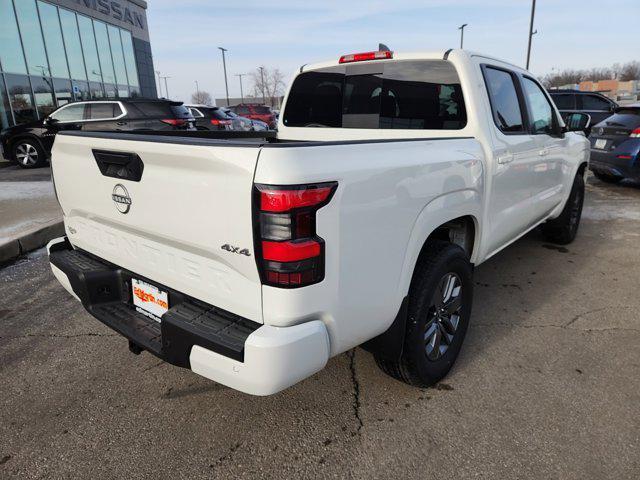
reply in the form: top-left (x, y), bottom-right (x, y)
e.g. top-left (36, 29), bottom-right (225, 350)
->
top-left (0, 0), bottom-right (157, 130)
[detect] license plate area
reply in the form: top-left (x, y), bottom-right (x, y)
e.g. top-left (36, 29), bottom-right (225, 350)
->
top-left (131, 278), bottom-right (169, 322)
top-left (594, 138), bottom-right (607, 150)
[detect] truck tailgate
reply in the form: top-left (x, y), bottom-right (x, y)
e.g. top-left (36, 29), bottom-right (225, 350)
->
top-left (51, 133), bottom-right (263, 323)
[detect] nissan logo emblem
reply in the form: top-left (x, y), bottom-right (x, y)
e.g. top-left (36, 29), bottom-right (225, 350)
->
top-left (112, 184), bottom-right (132, 214)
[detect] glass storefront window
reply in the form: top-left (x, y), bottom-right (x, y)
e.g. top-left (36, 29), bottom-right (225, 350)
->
top-left (89, 81), bottom-right (105, 99)
top-left (53, 78), bottom-right (72, 106)
top-left (71, 80), bottom-right (90, 101)
top-left (0, 76), bottom-right (12, 129)
top-left (107, 25), bottom-right (128, 86)
top-left (93, 21), bottom-right (116, 85)
top-left (77, 14), bottom-right (102, 83)
top-left (14, 0), bottom-right (50, 77)
top-left (103, 83), bottom-right (117, 98)
top-left (0, 0), bottom-right (28, 74)
top-left (129, 86), bottom-right (141, 98)
top-left (4, 73), bottom-right (37, 123)
top-left (59, 9), bottom-right (87, 81)
top-left (30, 75), bottom-right (55, 117)
top-left (37, 1), bottom-right (69, 79)
top-left (120, 30), bottom-right (139, 88)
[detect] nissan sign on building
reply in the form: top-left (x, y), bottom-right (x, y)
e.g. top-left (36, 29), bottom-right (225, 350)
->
top-left (0, 0), bottom-right (157, 130)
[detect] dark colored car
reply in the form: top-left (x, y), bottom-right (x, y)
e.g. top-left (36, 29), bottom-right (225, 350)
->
top-left (185, 105), bottom-right (233, 131)
top-left (0, 99), bottom-right (195, 168)
top-left (230, 104), bottom-right (276, 129)
top-left (549, 90), bottom-right (617, 134)
top-left (588, 103), bottom-right (640, 183)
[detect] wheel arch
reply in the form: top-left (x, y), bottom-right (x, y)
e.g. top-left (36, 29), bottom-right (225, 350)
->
top-left (7, 134), bottom-right (46, 161)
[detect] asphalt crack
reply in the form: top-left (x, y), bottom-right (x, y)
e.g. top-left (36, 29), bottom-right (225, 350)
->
top-left (474, 322), bottom-right (639, 333)
top-left (348, 349), bottom-right (364, 434)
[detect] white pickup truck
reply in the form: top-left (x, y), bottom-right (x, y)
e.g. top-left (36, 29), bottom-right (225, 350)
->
top-left (48, 49), bottom-right (590, 395)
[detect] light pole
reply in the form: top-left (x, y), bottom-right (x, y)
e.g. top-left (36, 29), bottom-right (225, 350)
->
top-left (161, 76), bottom-right (171, 98)
top-left (526, 0), bottom-right (537, 69)
top-left (155, 70), bottom-right (162, 97)
top-left (258, 66), bottom-right (266, 105)
top-left (218, 47), bottom-right (230, 106)
top-left (458, 23), bottom-right (468, 49)
top-left (235, 73), bottom-right (246, 104)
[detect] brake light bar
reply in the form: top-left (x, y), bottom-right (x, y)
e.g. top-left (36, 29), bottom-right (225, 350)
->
top-left (254, 182), bottom-right (337, 288)
top-left (339, 50), bottom-right (393, 64)
top-left (630, 128), bottom-right (640, 138)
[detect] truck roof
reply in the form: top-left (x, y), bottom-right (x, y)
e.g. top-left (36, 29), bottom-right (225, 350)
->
top-left (299, 49), bottom-right (525, 74)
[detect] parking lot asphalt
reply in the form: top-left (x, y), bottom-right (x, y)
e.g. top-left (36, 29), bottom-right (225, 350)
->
top-left (1, 174), bottom-right (639, 479)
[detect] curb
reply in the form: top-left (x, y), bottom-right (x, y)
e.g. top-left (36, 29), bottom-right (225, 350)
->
top-left (0, 219), bottom-right (64, 265)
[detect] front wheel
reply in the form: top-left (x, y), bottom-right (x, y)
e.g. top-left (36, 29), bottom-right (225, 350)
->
top-left (375, 241), bottom-right (473, 387)
top-left (13, 139), bottom-right (46, 169)
top-left (541, 172), bottom-right (585, 245)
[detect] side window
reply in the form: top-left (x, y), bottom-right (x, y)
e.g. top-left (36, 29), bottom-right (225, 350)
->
top-left (581, 94), bottom-right (611, 111)
top-left (236, 106), bottom-right (250, 115)
top-left (522, 77), bottom-right (554, 135)
top-left (50, 103), bottom-right (87, 121)
top-left (483, 67), bottom-right (524, 133)
top-left (88, 103), bottom-right (122, 120)
top-left (550, 94), bottom-right (576, 110)
top-left (189, 108), bottom-right (204, 118)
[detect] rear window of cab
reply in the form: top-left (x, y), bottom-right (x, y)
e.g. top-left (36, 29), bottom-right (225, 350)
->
top-left (283, 60), bottom-right (467, 130)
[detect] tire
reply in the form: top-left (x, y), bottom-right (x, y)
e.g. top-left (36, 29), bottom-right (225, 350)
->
top-left (375, 241), bottom-right (473, 387)
top-left (13, 139), bottom-right (46, 169)
top-left (541, 172), bottom-right (585, 245)
top-left (592, 170), bottom-right (622, 184)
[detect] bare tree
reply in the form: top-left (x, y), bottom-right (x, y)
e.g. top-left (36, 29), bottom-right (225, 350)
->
top-left (620, 61), bottom-right (640, 82)
top-left (250, 67), bottom-right (286, 107)
top-left (191, 90), bottom-right (213, 105)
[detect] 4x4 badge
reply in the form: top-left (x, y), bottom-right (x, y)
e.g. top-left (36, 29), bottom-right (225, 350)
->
top-left (221, 244), bottom-right (251, 256)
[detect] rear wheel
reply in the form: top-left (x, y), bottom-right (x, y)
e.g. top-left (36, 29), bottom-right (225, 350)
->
top-left (13, 139), bottom-right (46, 169)
top-left (541, 172), bottom-right (584, 245)
top-left (592, 170), bottom-right (623, 184)
top-left (375, 241), bottom-right (473, 387)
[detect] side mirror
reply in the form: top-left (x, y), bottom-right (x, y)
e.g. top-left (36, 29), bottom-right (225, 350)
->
top-left (44, 117), bottom-right (59, 126)
top-left (565, 113), bottom-right (591, 133)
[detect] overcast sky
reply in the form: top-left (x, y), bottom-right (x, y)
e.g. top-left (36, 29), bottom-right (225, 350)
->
top-left (147, 0), bottom-right (639, 104)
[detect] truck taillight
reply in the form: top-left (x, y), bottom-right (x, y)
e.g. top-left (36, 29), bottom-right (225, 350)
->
top-left (630, 128), bottom-right (640, 138)
top-left (254, 182), bottom-right (337, 288)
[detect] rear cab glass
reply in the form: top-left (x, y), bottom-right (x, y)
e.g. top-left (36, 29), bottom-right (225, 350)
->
top-left (283, 60), bottom-right (467, 130)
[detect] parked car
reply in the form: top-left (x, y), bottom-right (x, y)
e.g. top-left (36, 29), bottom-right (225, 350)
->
top-left (230, 103), bottom-right (276, 129)
top-left (222, 109), bottom-right (268, 131)
top-left (47, 49), bottom-right (589, 396)
top-left (549, 90), bottom-right (617, 134)
top-left (185, 105), bottom-right (233, 131)
top-left (588, 103), bottom-right (640, 183)
top-left (0, 99), bottom-right (195, 168)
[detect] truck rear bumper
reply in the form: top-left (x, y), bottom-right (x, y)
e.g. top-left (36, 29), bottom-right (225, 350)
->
top-left (47, 237), bottom-right (329, 396)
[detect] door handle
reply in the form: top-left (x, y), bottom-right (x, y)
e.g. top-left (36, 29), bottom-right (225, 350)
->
top-left (497, 153), bottom-right (514, 164)
top-left (116, 121), bottom-right (127, 126)
top-left (538, 148), bottom-right (549, 156)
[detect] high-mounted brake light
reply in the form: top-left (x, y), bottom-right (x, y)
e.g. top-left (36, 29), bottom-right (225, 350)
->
top-left (339, 50), bottom-right (393, 64)
top-left (254, 182), bottom-right (337, 288)
top-left (630, 128), bottom-right (640, 138)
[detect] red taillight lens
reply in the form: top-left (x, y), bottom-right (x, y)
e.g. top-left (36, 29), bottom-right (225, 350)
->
top-left (161, 118), bottom-right (187, 126)
top-left (259, 185), bottom-right (335, 212)
top-left (339, 50), bottom-right (393, 64)
top-left (630, 128), bottom-right (640, 138)
top-left (254, 182), bottom-right (337, 288)
top-left (211, 119), bottom-right (232, 126)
